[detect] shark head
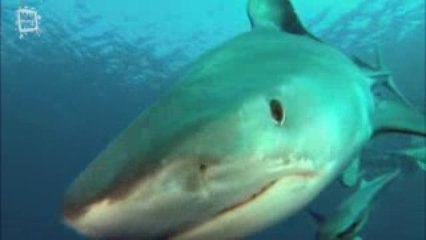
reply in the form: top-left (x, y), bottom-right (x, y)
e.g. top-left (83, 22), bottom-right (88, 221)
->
top-left (62, 0), bottom-right (379, 239)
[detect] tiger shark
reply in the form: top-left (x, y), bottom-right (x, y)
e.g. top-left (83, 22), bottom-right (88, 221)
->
top-left (398, 138), bottom-right (426, 170)
top-left (309, 169), bottom-right (400, 240)
top-left (62, 0), bottom-right (426, 239)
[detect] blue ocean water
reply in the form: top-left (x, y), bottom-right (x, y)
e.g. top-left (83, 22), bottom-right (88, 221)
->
top-left (1, 0), bottom-right (425, 239)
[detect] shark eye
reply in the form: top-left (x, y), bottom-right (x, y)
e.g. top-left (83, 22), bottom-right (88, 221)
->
top-left (269, 99), bottom-right (285, 125)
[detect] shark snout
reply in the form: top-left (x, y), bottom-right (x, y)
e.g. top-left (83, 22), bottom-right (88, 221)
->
top-left (61, 152), bottom-right (228, 238)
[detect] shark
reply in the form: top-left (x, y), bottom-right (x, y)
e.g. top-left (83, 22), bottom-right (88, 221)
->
top-left (62, 0), bottom-right (426, 239)
top-left (404, 149), bottom-right (426, 170)
top-left (394, 138), bottom-right (426, 170)
top-left (309, 169), bottom-right (400, 240)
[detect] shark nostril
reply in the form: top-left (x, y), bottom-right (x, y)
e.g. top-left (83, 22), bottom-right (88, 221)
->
top-left (269, 99), bottom-right (285, 125)
top-left (199, 163), bottom-right (208, 173)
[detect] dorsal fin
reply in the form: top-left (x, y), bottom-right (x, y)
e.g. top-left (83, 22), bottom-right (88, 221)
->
top-left (247, 0), bottom-right (320, 41)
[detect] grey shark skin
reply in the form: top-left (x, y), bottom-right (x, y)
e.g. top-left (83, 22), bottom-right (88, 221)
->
top-left (310, 169), bottom-right (400, 240)
top-left (62, 0), bottom-right (426, 239)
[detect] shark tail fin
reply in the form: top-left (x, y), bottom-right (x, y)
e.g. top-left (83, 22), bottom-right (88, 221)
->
top-left (373, 100), bottom-right (426, 137)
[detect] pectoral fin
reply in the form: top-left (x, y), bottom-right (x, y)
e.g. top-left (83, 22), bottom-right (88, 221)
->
top-left (397, 144), bottom-right (426, 171)
top-left (373, 100), bottom-right (426, 137)
top-left (341, 158), bottom-right (361, 188)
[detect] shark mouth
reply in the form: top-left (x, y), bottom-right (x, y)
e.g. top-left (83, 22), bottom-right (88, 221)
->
top-left (169, 167), bottom-right (318, 240)
top-left (216, 180), bottom-right (278, 216)
top-left (215, 167), bottom-right (318, 217)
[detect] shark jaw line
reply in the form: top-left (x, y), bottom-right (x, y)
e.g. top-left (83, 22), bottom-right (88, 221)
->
top-left (66, 154), bottom-right (320, 239)
top-left (214, 167), bottom-right (318, 217)
top-left (170, 156), bottom-right (319, 240)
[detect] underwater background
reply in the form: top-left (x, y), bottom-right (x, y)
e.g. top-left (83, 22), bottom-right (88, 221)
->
top-left (1, 0), bottom-right (425, 239)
